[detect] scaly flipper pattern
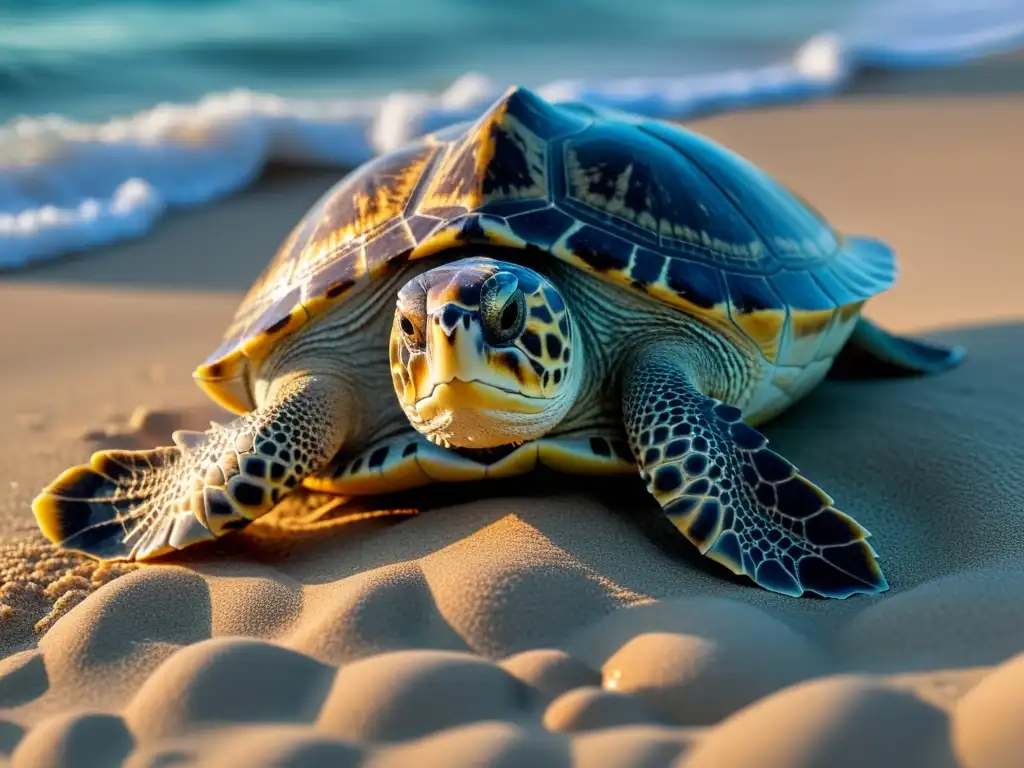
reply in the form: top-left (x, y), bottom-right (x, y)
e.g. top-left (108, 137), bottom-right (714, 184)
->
top-left (621, 344), bottom-right (888, 599)
top-left (32, 374), bottom-right (348, 561)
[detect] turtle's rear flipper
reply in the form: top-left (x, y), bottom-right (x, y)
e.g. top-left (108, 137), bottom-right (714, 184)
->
top-left (31, 441), bottom-right (234, 562)
top-left (828, 317), bottom-right (965, 380)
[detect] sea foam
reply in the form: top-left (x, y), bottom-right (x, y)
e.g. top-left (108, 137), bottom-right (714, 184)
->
top-left (1, 0), bottom-right (1022, 269)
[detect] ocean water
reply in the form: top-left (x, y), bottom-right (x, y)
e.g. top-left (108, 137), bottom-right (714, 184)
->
top-left (1, 0), bottom-right (1023, 267)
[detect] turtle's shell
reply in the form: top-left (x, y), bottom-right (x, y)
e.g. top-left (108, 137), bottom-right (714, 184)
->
top-left (195, 86), bottom-right (896, 414)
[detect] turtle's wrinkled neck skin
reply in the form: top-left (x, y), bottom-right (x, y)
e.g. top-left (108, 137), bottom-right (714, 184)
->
top-left (545, 261), bottom-right (762, 437)
top-left (253, 262), bottom-right (428, 451)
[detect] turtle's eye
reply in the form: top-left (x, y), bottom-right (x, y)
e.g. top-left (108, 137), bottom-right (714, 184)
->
top-left (400, 315), bottom-right (416, 337)
top-left (481, 271), bottom-right (525, 345)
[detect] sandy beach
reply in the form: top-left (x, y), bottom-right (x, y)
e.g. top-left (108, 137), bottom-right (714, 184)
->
top-left (1, 66), bottom-right (1023, 767)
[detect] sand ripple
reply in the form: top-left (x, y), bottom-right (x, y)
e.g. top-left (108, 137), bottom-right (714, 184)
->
top-left (2, 323), bottom-right (1023, 766)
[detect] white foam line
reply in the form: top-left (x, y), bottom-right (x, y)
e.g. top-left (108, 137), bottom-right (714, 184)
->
top-left (2, 6), bottom-right (1023, 269)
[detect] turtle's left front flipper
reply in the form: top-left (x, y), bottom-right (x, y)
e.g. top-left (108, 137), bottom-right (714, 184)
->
top-left (32, 373), bottom-right (350, 562)
top-left (828, 317), bottom-right (965, 380)
top-left (621, 343), bottom-right (888, 599)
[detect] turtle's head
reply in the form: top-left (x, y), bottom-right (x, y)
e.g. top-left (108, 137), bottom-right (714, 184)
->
top-left (390, 256), bottom-right (581, 449)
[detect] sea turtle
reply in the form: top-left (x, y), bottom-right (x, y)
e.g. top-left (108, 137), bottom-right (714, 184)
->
top-left (33, 87), bottom-right (963, 599)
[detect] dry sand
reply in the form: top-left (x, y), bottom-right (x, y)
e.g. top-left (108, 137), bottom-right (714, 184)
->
top-left (2, 74), bottom-right (1024, 767)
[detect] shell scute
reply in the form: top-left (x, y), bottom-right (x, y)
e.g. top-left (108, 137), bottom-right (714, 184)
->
top-left (641, 120), bottom-right (839, 268)
top-left (562, 122), bottom-right (769, 268)
top-left (505, 207), bottom-right (578, 250)
top-left (768, 270), bottom-right (837, 312)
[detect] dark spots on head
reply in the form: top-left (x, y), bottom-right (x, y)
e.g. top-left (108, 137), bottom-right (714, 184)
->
top-left (530, 305), bottom-right (553, 324)
top-left (278, 449), bottom-right (291, 463)
top-left (558, 317), bottom-right (569, 337)
top-left (553, 369), bottom-right (562, 385)
top-left (284, 476), bottom-right (298, 488)
top-left (529, 358), bottom-right (546, 378)
top-left (562, 348), bottom-right (571, 363)
top-left (456, 280), bottom-right (483, 307)
top-left (542, 286), bottom-right (566, 314)
top-left (499, 351), bottom-right (525, 384)
top-left (258, 441), bottom-right (277, 458)
top-left (644, 447), bottom-right (661, 465)
top-left (269, 462), bottom-right (285, 481)
top-left (402, 442), bottom-right (419, 457)
top-left (521, 330), bottom-right (543, 357)
top-left (692, 436), bottom-right (709, 453)
top-left (233, 481), bottom-right (265, 508)
top-left (368, 446), bottom-right (390, 469)
top-left (653, 426), bottom-right (669, 443)
top-left (653, 465), bottom-right (683, 494)
top-left (545, 334), bottom-right (563, 359)
top-left (672, 423), bottom-right (691, 437)
top-left (589, 437), bottom-right (612, 457)
top-left (441, 305), bottom-right (463, 335)
top-left (326, 279), bottom-right (356, 299)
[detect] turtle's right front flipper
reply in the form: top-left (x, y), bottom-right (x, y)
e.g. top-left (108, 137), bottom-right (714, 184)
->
top-left (32, 374), bottom-right (350, 561)
top-left (621, 342), bottom-right (888, 600)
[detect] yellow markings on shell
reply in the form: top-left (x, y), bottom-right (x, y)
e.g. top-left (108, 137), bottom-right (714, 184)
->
top-left (838, 301), bottom-right (864, 323)
top-left (328, 152), bottom-right (433, 249)
top-left (537, 441), bottom-right (635, 476)
top-left (418, 101), bottom-right (549, 212)
top-left (479, 217), bottom-right (529, 249)
top-left (239, 305), bottom-right (310, 362)
top-left (410, 221), bottom-right (466, 261)
top-left (483, 444), bottom-right (540, 480)
top-left (193, 350), bottom-right (253, 415)
top-left (565, 151), bottom-right (659, 233)
top-left (729, 309), bottom-right (787, 364)
top-left (779, 308), bottom-right (836, 369)
top-left (791, 309), bottom-right (835, 339)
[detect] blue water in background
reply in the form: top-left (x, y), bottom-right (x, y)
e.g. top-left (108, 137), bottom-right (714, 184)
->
top-left (0, 0), bottom-right (861, 121)
top-left (1, 0), bottom-right (1022, 267)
